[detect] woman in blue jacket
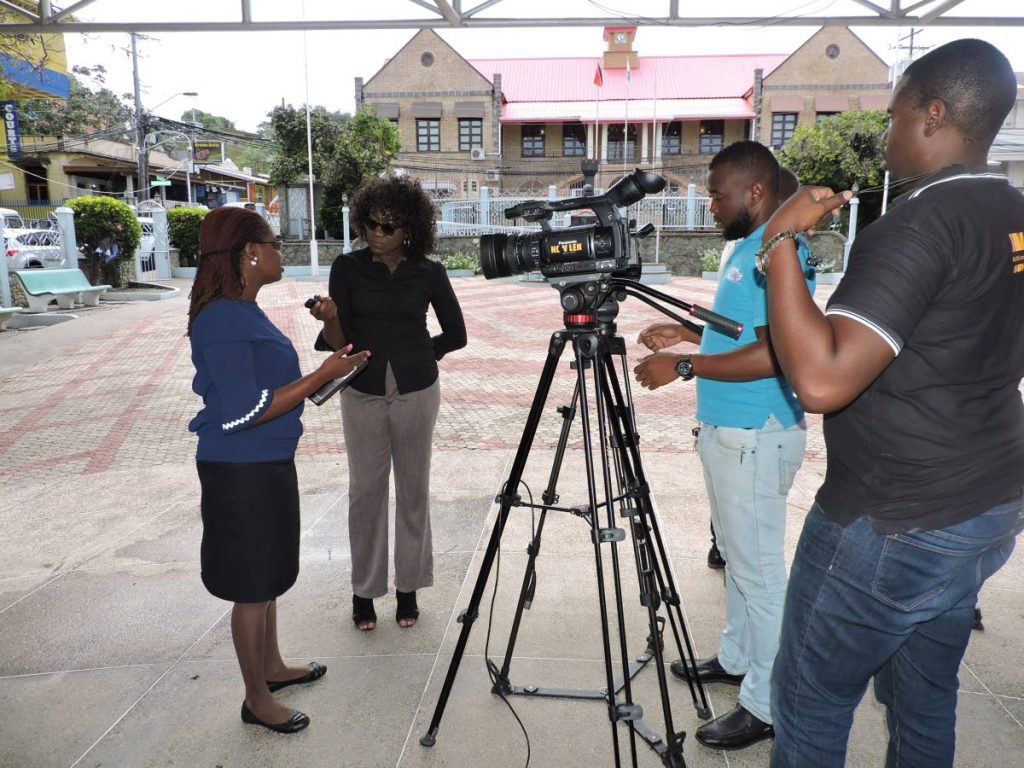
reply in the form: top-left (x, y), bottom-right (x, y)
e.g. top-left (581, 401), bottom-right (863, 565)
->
top-left (188, 207), bottom-right (367, 733)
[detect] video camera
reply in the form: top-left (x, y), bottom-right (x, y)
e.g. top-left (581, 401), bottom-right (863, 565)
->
top-left (479, 169), bottom-right (666, 282)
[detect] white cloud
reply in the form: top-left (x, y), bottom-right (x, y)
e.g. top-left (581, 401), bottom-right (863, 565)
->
top-left (59, 1), bottom-right (1024, 132)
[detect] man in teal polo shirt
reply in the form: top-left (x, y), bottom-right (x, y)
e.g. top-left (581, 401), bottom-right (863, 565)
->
top-left (634, 140), bottom-right (815, 751)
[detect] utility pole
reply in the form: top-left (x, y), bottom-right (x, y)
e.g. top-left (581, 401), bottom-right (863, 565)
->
top-left (131, 33), bottom-right (149, 202)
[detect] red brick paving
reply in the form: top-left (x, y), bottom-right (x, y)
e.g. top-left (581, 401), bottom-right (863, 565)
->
top-left (0, 276), bottom-right (835, 484)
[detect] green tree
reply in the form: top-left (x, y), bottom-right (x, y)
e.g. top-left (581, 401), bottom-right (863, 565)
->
top-left (320, 109), bottom-right (400, 237)
top-left (266, 104), bottom-right (349, 186)
top-left (67, 195), bottom-right (142, 286)
top-left (777, 110), bottom-right (889, 227)
top-left (20, 65), bottom-right (133, 137)
top-left (227, 122), bottom-right (276, 177)
top-left (167, 207), bottom-right (208, 267)
top-left (181, 108), bottom-right (235, 131)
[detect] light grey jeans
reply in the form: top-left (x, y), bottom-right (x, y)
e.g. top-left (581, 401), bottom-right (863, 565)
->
top-left (340, 364), bottom-right (441, 598)
top-left (698, 414), bottom-right (806, 724)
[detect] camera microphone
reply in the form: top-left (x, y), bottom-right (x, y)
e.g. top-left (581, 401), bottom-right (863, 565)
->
top-left (309, 358), bottom-right (369, 406)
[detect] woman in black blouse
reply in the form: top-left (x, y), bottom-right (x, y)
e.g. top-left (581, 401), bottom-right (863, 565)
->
top-left (311, 175), bottom-right (466, 631)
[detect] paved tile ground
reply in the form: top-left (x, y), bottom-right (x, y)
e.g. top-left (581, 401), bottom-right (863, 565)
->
top-left (0, 275), bottom-right (1020, 768)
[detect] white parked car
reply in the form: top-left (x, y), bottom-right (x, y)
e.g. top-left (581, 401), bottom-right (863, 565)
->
top-left (2, 208), bottom-right (63, 270)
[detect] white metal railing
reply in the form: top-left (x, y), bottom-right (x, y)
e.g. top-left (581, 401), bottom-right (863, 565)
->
top-left (267, 211), bottom-right (281, 236)
top-left (436, 220), bottom-right (537, 237)
top-left (438, 193), bottom-right (715, 236)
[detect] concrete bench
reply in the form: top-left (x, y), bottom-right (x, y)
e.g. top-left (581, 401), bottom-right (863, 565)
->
top-left (0, 306), bottom-right (23, 330)
top-left (13, 268), bottom-right (112, 313)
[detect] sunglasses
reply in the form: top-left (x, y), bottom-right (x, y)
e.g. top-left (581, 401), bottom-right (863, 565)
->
top-left (365, 217), bottom-right (400, 236)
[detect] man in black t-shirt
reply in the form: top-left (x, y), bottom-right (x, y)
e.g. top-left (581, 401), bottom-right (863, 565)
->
top-left (753, 40), bottom-right (1024, 768)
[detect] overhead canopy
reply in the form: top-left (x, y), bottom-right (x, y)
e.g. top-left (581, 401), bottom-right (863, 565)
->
top-left (2, 1), bottom-right (1021, 33)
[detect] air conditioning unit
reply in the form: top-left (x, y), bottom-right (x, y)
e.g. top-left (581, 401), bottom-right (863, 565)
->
top-left (470, 147), bottom-right (486, 161)
top-left (485, 169), bottom-right (501, 182)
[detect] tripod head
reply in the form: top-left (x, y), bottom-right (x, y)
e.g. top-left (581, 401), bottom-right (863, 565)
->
top-left (553, 275), bottom-right (743, 340)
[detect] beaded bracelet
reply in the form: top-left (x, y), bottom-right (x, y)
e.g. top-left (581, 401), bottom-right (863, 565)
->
top-left (754, 230), bottom-right (798, 275)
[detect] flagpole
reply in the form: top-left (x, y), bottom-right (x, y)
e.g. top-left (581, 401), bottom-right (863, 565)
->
top-left (624, 59), bottom-right (630, 172)
top-left (594, 62), bottom-right (602, 180)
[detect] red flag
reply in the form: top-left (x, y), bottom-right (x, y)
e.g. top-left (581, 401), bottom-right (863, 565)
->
top-left (594, 63), bottom-right (604, 87)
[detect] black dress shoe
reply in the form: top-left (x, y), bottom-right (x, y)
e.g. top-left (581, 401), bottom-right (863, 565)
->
top-left (670, 655), bottom-right (745, 686)
top-left (707, 543), bottom-right (726, 569)
top-left (241, 702), bottom-right (310, 734)
top-left (695, 704), bottom-right (773, 751)
top-left (266, 661), bottom-right (327, 693)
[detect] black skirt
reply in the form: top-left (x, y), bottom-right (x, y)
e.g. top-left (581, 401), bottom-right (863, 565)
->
top-left (197, 459), bottom-right (300, 603)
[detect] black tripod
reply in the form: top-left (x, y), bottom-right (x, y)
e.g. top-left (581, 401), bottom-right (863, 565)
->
top-left (421, 278), bottom-right (741, 766)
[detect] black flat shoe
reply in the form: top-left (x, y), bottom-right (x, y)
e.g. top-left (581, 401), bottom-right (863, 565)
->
top-left (241, 702), bottom-right (310, 734)
top-left (695, 704), bottom-right (773, 751)
top-left (266, 661), bottom-right (327, 693)
top-left (352, 594), bottom-right (376, 631)
top-left (396, 589), bottom-right (419, 628)
top-left (670, 655), bottom-right (745, 686)
top-left (707, 543), bottom-right (726, 569)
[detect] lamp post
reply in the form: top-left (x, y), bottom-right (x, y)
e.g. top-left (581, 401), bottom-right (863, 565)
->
top-left (149, 90), bottom-right (199, 114)
top-left (127, 48), bottom-right (198, 203)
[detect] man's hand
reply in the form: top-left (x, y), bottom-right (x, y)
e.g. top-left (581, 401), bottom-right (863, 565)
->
top-left (634, 352), bottom-right (684, 390)
top-left (637, 322), bottom-right (698, 351)
top-left (764, 186), bottom-right (852, 240)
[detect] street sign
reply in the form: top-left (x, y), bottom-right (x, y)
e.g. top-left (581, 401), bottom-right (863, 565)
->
top-left (152, 176), bottom-right (171, 187)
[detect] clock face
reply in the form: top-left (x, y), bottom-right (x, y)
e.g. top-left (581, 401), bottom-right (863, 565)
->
top-left (614, 32), bottom-right (627, 44)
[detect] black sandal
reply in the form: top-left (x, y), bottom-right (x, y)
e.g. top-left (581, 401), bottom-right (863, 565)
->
top-left (396, 590), bottom-right (419, 628)
top-left (352, 595), bottom-right (376, 631)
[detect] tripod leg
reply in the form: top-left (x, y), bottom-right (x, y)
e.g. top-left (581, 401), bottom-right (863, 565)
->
top-left (493, 381), bottom-right (582, 691)
top-left (595, 352), bottom-right (685, 763)
top-left (574, 333), bottom-right (639, 766)
top-left (421, 331), bottom-right (568, 747)
top-left (605, 347), bottom-right (710, 718)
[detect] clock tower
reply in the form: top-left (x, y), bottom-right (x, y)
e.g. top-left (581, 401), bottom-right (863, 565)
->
top-left (602, 26), bottom-right (639, 71)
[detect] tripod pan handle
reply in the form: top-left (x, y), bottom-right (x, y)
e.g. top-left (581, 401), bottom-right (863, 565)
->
top-left (689, 304), bottom-right (743, 339)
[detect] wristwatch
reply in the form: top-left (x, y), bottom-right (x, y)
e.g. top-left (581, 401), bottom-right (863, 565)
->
top-left (675, 354), bottom-right (695, 381)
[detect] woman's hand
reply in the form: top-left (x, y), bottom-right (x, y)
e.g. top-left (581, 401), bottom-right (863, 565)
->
top-left (308, 295), bottom-right (338, 323)
top-left (318, 345), bottom-right (369, 380)
top-left (637, 322), bottom-right (697, 351)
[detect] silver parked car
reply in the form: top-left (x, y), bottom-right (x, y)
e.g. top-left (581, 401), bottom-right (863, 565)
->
top-left (2, 208), bottom-right (63, 270)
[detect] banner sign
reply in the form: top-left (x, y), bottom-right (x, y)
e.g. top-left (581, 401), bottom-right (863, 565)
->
top-left (1, 100), bottom-right (22, 158)
top-left (193, 140), bottom-right (223, 163)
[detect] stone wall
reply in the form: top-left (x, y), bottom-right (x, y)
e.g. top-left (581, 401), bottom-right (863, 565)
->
top-left (169, 232), bottom-right (846, 276)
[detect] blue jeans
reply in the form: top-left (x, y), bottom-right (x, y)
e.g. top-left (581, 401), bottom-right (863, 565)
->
top-left (698, 414), bottom-right (807, 724)
top-left (771, 497), bottom-right (1023, 768)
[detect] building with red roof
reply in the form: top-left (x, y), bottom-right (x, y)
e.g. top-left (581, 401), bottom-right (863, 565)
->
top-left (356, 26), bottom-right (890, 195)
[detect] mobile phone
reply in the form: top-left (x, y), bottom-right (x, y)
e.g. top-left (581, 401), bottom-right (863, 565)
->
top-left (308, 358), bottom-right (369, 406)
top-left (304, 296), bottom-right (319, 309)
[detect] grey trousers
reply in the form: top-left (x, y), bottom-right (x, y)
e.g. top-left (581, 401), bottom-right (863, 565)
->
top-left (340, 365), bottom-right (440, 599)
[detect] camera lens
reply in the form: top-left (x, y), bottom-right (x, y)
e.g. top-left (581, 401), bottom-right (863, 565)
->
top-left (480, 234), bottom-right (511, 279)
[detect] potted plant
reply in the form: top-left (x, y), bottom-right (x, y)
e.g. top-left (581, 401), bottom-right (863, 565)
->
top-left (699, 247), bottom-right (722, 280)
top-left (167, 207), bottom-right (208, 275)
top-left (67, 196), bottom-right (142, 287)
top-left (438, 250), bottom-right (478, 277)
top-left (813, 253), bottom-right (844, 285)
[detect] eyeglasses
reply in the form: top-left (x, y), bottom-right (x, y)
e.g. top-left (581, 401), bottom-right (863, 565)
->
top-left (365, 217), bottom-right (400, 236)
top-left (254, 238), bottom-right (283, 249)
